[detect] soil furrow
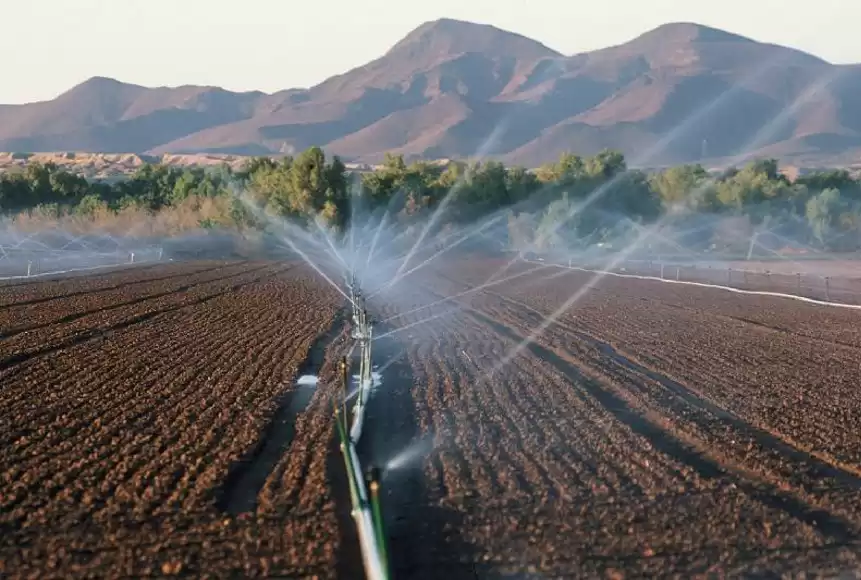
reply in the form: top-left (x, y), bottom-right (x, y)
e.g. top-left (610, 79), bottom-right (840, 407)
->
top-left (0, 261), bottom-right (232, 309)
top-left (217, 310), bottom-right (346, 515)
top-left (0, 264), bottom-right (288, 372)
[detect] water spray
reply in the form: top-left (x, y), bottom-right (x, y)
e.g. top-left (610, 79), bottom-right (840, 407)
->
top-left (349, 281), bottom-right (375, 440)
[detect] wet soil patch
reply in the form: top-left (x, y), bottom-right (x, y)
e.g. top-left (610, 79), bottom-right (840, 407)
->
top-left (355, 327), bottom-right (480, 579)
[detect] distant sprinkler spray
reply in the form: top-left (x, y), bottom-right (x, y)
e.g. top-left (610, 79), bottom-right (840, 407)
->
top-left (344, 266), bottom-right (374, 423)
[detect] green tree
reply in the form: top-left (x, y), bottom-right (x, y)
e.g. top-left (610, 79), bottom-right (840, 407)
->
top-left (505, 166), bottom-right (540, 205)
top-left (289, 146), bottom-right (327, 215)
top-left (585, 149), bottom-right (626, 180)
top-left (805, 187), bottom-right (858, 248)
top-left (534, 192), bottom-right (576, 250)
top-left (536, 152), bottom-right (585, 184)
top-left (649, 165), bottom-right (709, 210)
top-left (76, 193), bottom-right (107, 216)
top-left (713, 160), bottom-right (795, 224)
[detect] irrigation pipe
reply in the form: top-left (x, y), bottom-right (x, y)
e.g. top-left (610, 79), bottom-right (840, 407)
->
top-left (349, 443), bottom-right (387, 579)
top-left (350, 382), bottom-right (371, 443)
top-left (336, 305), bottom-right (389, 579)
top-left (335, 403), bottom-right (387, 580)
top-left (0, 252), bottom-right (164, 281)
top-left (524, 259), bottom-right (861, 311)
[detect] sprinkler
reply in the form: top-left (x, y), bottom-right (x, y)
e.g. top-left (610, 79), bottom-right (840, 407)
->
top-left (366, 464), bottom-right (389, 573)
top-left (366, 465), bottom-right (382, 485)
top-left (347, 270), bottom-right (374, 412)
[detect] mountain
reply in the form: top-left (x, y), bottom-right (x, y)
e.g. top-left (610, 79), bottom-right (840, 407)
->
top-left (2, 19), bottom-right (861, 168)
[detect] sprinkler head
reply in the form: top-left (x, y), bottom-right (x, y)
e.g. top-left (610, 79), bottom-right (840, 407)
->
top-left (366, 465), bottom-right (382, 485)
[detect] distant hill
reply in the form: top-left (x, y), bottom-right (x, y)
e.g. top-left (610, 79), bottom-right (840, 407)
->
top-left (2, 19), bottom-right (861, 168)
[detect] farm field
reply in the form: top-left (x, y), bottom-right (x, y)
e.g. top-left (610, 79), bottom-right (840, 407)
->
top-left (579, 257), bottom-right (861, 305)
top-left (0, 261), bottom-right (353, 578)
top-left (4, 256), bottom-right (861, 577)
top-left (365, 257), bottom-right (861, 578)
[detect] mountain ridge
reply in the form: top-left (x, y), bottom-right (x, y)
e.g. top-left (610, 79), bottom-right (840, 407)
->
top-left (1, 19), bottom-right (860, 168)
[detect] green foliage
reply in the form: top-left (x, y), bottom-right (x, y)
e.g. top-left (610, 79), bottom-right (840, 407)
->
top-left (75, 194), bottom-right (107, 216)
top-left (535, 192), bottom-right (575, 250)
top-left (804, 188), bottom-right (861, 249)
top-left (650, 165), bottom-right (709, 210)
top-left (241, 147), bottom-right (350, 231)
top-left (2, 146), bottom-right (861, 251)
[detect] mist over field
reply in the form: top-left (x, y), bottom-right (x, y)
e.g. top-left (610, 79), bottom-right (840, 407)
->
top-left (5, 146), bottom-right (861, 281)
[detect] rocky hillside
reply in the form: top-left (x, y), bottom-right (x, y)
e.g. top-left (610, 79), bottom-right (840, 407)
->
top-left (1, 19), bottom-right (860, 168)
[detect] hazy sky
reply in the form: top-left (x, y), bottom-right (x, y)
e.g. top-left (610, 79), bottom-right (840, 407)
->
top-left (1, 0), bottom-right (855, 104)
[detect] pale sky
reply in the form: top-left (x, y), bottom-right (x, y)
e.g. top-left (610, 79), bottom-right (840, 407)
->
top-left (1, 0), bottom-right (855, 104)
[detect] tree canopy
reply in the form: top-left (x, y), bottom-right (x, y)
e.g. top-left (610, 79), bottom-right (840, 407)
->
top-left (3, 147), bottom-right (861, 251)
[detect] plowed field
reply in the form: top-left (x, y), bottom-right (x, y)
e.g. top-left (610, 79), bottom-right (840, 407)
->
top-left (5, 256), bottom-right (861, 578)
top-left (363, 256), bottom-right (861, 578)
top-left (0, 261), bottom-right (353, 578)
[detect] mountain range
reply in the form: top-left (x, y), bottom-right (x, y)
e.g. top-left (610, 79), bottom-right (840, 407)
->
top-left (2, 19), bottom-right (861, 168)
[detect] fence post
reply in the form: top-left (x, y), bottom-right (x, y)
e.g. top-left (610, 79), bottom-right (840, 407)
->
top-left (660, 263), bottom-right (665, 279)
top-left (825, 277), bottom-right (831, 301)
top-left (676, 266), bottom-right (680, 281)
top-left (727, 268), bottom-right (732, 285)
top-left (797, 272), bottom-right (802, 294)
top-left (26, 261), bottom-right (32, 277)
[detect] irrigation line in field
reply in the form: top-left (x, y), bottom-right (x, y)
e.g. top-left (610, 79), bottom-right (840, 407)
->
top-left (0, 256), bottom-right (163, 281)
top-left (525, 259), bottom-right (861, 311)
top-left (335, 403), bottom-right (388, 580)
top-left (336, 279), bottom-right (390, 580)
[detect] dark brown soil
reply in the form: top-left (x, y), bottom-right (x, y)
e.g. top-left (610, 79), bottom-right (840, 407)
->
top-left (0, 261), bottom-right (350, 578)
top-left (6, 255), bottom-right (861, 578)
top-left (369, 256), bottom-right (861, 578)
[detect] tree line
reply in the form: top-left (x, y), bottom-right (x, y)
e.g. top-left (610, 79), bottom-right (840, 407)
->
top-left (2, 146), bottom-right (861, 251)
